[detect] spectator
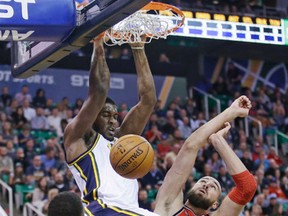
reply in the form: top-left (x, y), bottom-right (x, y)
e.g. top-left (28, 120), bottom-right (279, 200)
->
top-left (40, 146), bottom-right (56, 172)
top-left (5, 98), bottom-right (19, 117)
top-left (55, 151), bottom-right (67, 175)
top-left (42, 188), bottom-right (59, 214)
top-left (118, 102), bottom-right (129, 124)
top-left (13, 148), bottom-right (28, 170)
top-left (32, 88), bottom-right (47, 108)
top-left (262, 193), bottom-right (283, 215)
top-left (145, 124), bottom-right (163, 146)
top-left (234, 141), bottom-right (248, 158)
top-left (273, 99), bottom-right (286, 127)
top-left (24, 138), bottom-right (37, 166)
top-left (216, 165), bottom-right (234, 194)
top-left (254, 149), bottom-right (270, 172)
top-left (0, 86), bottom-right (12, 109)
top-left (11, 106), bottom-right (28, 130)
top-left (25, 155), bottom-right (47, 181)
top-left (31, 107), bottom-right (49, 130)
top-left (1, 122), bottom-right (18, 146)
top-left (17, 123), bottom-right (33, 148)
top-left (240, 148), bottom-right (254, 172)
top-left (73, 98), bottom-right (84, 111)
top-left (164, 143), bottom-right (181, 164)
top-left (61, 97), bottom-right (71, 110)
top-left (31, 176), bottom-right (49, 211)
top-left (50, 172), bottom-right (70, 193)
top-left (206, 151), bottom-right (225, 174)
top-left (9, 162), bottom-right (26, 187)
top-left (212, 76), bottom-right (228, 95)
top-left (6, 140), bottom-right (15, 158)
top-left (47, 108), bottom-right (62, 136)
top-left (0, 112), bottom-right (10, 134)
top-left (140, 160), bottom-right (164, 188)
top-left (22, 98), bottom-right (36, 121)
top-left (184, 97), bottom-right (197, 119)
top-left (14, 85), bottom-right (32, 105)
top-left (193, 112), bottom-right (207, 130)
top-left (268, 178), bottom-right (287, 200)
top-left (161, 110), bottom-right (178, 135)
top-left (177, 116), bottom-right (193, 139)
top-left (138, 189), bottom-right (153, 211)
top-left (0, 147), bottom-right (14, 183)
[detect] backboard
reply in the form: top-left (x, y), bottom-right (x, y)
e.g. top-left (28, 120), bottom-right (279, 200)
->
top-left (11, 0), bottom-right (150, 78)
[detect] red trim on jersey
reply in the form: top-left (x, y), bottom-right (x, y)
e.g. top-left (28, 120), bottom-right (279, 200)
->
top-left (173, 205), bottom-right (209, 216)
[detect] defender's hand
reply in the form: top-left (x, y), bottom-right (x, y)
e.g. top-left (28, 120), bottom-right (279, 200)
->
top-left (229, 95), bottom-right (252, 118)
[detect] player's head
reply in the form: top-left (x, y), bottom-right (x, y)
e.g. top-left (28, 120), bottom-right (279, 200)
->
top-left (186, 176), bottom-right (221, 211)
top-left (93, 97), bottom-right (118, 141)
top-left (48, 191), bottom-right (84, 216)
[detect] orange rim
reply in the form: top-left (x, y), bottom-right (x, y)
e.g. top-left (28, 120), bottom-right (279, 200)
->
top-left (107, 2), bottom-right (185, 40)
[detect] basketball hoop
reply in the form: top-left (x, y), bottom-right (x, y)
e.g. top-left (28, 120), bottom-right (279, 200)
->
top-left (103, 2), bottom-right (185, 46)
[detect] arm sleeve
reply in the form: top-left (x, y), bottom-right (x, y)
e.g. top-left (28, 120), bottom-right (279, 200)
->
top-left (228, 170), bottom-right (257, 205)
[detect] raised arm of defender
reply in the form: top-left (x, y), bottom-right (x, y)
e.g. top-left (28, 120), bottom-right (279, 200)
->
top-left (154, 96), bottom-right (252, 216)
top-left (209, 123), bottom-right (257, 216)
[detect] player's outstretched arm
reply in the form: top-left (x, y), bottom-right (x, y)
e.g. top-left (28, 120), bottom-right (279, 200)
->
top-left (209, 123), bottom-right (257, 216)
top-left (116, 40), bottom-right (157, 137)
top-left (154, 96), bottom-right (251, 215)
top-left (64, 38), bottom-right (110, 162)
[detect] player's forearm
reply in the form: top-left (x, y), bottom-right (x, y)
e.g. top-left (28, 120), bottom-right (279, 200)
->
top-left (212, 135), bottom-right (246, 175)
top-left (132, 49), bottom-right (157, 105)
top-left (89, 42), bottom-right (110, 96)
top-left (185, 107), bottom-right (237, 150)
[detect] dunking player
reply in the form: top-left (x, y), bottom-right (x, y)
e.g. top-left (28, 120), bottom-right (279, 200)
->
top-left (63, 37), bottom-right (158, 216)
top-left (154, 96), bottom-right (257, 216)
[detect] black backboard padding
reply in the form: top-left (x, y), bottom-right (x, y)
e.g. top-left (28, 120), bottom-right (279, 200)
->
top-left (11, 0), bottom-right (150, 78)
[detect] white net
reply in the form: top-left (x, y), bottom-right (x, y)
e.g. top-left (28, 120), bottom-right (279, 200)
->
top-left (103, 5), bottom-right (183, 46)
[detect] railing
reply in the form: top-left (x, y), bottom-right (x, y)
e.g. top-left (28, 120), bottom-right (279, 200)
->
top-left (190, 87), bottom-right (221, 119)
top-left (244, 116), bottom-right (263, 139)
top-left (0, 179), bottom-right (13, 216)
top-left (23, 203), bottom-right (46, 216)
top-left (274, 130), bottom-right (288, 155)
top-left (0, 205), bottom-right (8, 216)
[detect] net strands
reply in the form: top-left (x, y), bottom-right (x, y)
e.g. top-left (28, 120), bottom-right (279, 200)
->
top-left (104, 4), bottom-right (184, 46)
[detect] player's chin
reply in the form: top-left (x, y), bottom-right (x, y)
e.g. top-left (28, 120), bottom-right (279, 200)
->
top-left (104, 132), bottom-right (114, 141)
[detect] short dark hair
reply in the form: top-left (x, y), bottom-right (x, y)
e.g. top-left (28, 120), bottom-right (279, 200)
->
top-left (48, 192), bottom-right (84, 216)
top-left (105, 97), bottom-right (116, 105)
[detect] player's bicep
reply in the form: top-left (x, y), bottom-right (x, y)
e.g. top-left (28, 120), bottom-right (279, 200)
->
top-left (156, 145), bottom-right (199, 206)
top-left (117, 103), bottom-right (152, 136)
top-left (154, 185), bottom-right (183, 216)
top-left (213, 196), bottom-right (244, 216)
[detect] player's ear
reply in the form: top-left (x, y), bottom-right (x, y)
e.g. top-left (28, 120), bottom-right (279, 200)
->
top-left (211, 201), bottom-right (219, 210)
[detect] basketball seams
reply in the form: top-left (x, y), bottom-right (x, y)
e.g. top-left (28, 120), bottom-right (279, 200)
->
top-left (122, 144), bottom-right (152, 178)
top-left (109, 134), bottom-right (154, 179)
top-left (113, 140), bottom-right (147, 169)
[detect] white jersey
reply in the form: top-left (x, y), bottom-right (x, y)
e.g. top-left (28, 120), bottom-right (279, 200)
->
top-left (68, 133), bottom-right (158, 216)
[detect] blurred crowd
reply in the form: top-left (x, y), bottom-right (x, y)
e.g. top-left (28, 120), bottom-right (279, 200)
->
top-left (0, 60), bottom-right (288, 216)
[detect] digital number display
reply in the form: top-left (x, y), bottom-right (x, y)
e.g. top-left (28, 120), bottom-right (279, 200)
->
top-left (171, 11), bottom-right (286, 45)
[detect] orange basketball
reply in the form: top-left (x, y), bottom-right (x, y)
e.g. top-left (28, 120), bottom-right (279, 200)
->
top-left (110, 134), bottom-right (154, 179)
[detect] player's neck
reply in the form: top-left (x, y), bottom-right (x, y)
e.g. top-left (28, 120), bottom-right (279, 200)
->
top-left (184, 203), bottom-right (208, 216)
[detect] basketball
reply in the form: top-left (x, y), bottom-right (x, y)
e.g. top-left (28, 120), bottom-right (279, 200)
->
top-left (110, 134), bottom-right (154, 179)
